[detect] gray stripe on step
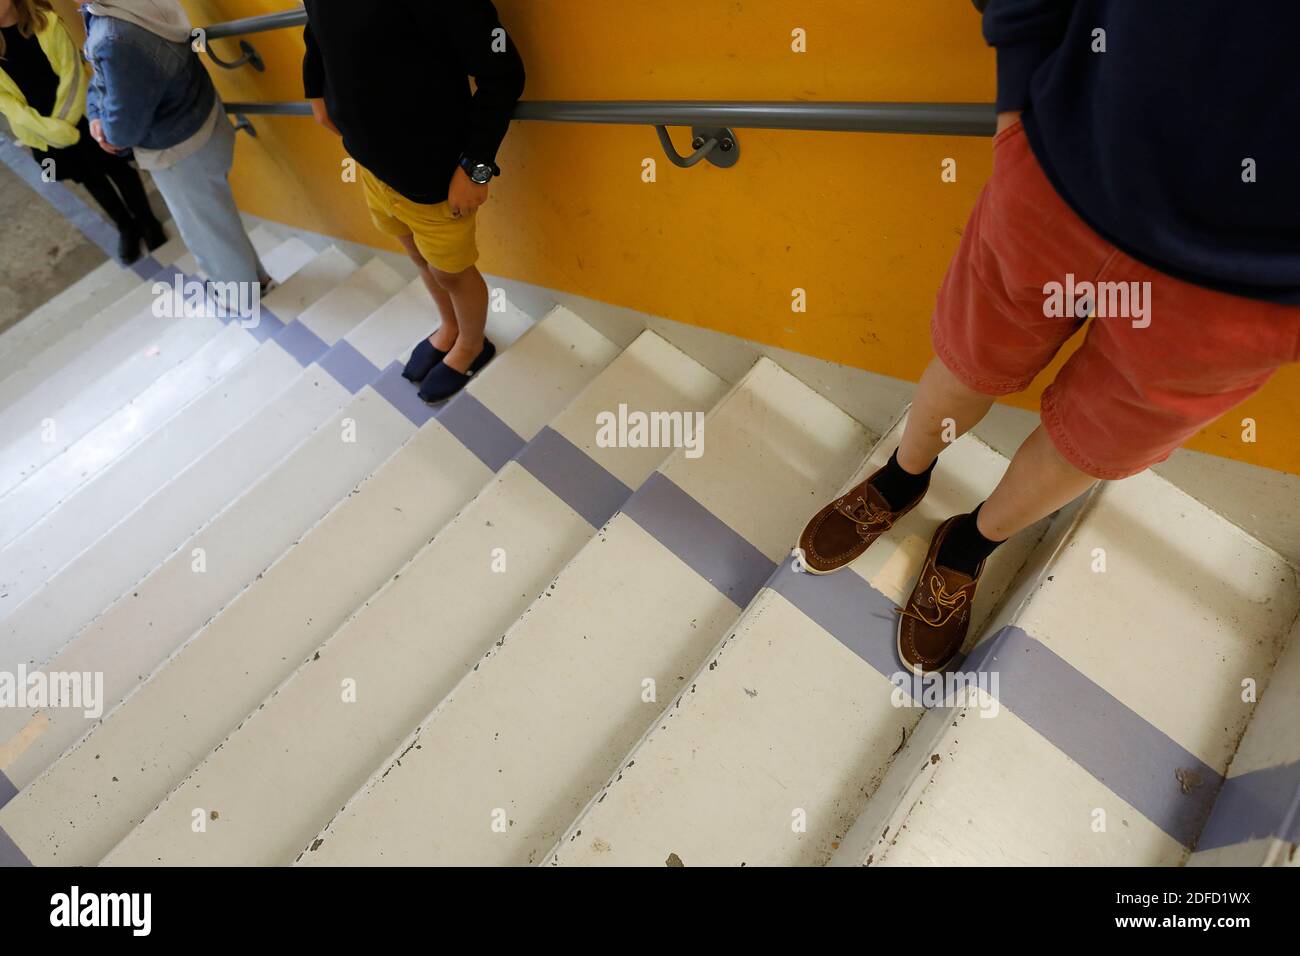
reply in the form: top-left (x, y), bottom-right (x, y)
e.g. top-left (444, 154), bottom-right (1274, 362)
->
top-left (438, 392), bottom-right (526, 472)
top-left (770, 557), bottom-right (1222, 848)
top-left (768, 559), bottom-right (903, 678)
top-left (0, 770), bottom-right (16, 809)
top-left (1195, 758), bottom-right (1300, 851)
top-left (964, 625), bottom-right (1221, 848)
top-left (622, 472), bottom-right (776, 608)
top-left (515, 427), bottom-right (633, 530)
top-left (0, 825), bottom-right (32, 867)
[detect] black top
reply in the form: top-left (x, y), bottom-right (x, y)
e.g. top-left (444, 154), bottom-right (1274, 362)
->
top-left (1, 24), bottom-right (59, 116)
top-left (302, 0), bottom-right (525, 205)
top-left (980, 0), bottom-right (1300, 305)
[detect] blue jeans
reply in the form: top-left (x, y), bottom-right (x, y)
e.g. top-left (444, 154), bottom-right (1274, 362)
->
top-left (150, 112), bottom-right (266, 286)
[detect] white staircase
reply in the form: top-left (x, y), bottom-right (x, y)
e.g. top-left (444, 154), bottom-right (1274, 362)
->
top-left (0, 226), bottom-right (1295, 868)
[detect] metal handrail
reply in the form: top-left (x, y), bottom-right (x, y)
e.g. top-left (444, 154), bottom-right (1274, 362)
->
top-left (225, 100), bottom-right (997, 138)
top-left (206, 9), bottom-right (998, 160)
top-left (202, 8), bottom-right (307, 42)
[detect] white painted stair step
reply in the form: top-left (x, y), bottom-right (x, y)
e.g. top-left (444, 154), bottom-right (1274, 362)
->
top-left (0, 251), bottom-right (201, 492)
top-left (0, 228), bottom-right (272, 436)
top-left (105, 330), bottom-right (724, 867)
top-left (0, 260), bottom-right (414, 662)
top-left (0, 237), bottom-right (317, 521)
top-left (545, 416), bottom-right (1052, 867)
top-left (0, 257), bottom-right (127, 362)
top-left (3, 306), bottom-right (615, 866)
top-left (1189, 613), bottom-right (1300, 867)
top-left (0, 234), bottom-right (186, 415)
top-left (0, 292), bottom-right (535, 798)
top-left (0, 255), bottom-right (396, 627)
top-left (0, 261), bottom-right (145, 383)
top-left (0, 247), bottom-right (363, 549)
top-left (833, 473), bottom-right (1300, 867)
top-left (292, 357), bottom-right (873, 867)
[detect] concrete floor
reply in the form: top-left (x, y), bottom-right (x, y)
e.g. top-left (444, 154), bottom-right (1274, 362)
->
top-left (0, 159), bottom-right (107, 337)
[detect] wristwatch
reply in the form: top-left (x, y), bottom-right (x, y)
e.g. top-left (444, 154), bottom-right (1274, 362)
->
top-left (459, 155), bottom-right (497, 184)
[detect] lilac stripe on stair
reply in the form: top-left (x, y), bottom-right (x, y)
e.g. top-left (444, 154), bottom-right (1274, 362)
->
top-left (1195, 759), bottom-right (1300, 851)
top-left (963, 626), bottom-right (1220, 848)
top-left (244, 306), bottom-right (286, 343)
top-left (437, 392), bottom-right (526, 472)
top-left (514, 427), bottom-right (633, 530)
top-left (369, 362), bottom-right (439, 428)
top-left (317, 339), bottom-right (380, 395)
top-left (272, 318), bottom-right (330, 367)
top-left (622, 472), bottom-right (776, 608)
top-left (0, 824), bottom-right (32, 867)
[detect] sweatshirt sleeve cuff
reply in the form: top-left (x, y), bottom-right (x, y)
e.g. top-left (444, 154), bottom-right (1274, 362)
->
top-left (994, 40), bottom-right (1055, 112)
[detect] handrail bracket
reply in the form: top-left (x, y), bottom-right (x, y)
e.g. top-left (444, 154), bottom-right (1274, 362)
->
top-left (655, 125), bottom-right (740, 170)
top-left (206, 38), bottom-right (266, 72)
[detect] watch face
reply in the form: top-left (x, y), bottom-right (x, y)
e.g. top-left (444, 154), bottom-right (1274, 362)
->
top-left (470, 165), bottom-right (492, 184)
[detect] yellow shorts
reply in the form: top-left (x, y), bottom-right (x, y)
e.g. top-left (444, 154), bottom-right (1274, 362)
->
top-left (359, 166), bottom-right (479, 274)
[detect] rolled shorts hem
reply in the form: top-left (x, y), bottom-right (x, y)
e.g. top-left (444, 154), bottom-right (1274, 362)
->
top-left (1039, 385), bottom-right (1155, 481)
top-left (930, 311), bottom-right (1038, 397)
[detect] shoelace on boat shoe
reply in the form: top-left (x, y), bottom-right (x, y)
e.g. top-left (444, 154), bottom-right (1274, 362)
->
top-left (895, 572), bottom-right (971, 628)
top-left (835, 494), bottom-right (893, 540)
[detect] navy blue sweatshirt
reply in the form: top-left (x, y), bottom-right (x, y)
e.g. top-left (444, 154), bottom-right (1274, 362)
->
top-left (302, 0), bottom-right (525, 204)
top-left (979, 0), bottom-right (1300, 304)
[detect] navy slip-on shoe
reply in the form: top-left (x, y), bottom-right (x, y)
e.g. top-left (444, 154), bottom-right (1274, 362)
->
top-left (402, 337), bottom-right (449, 383)
top-left (418, 339), bottom-right (496, 405)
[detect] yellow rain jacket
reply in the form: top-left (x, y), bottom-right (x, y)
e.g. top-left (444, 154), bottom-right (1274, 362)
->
top-left (0, 10), bottom-right (90, 151)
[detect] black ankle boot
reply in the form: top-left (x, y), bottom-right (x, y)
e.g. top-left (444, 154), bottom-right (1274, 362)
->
top-left (116, 226), bottom-right (143, 265)
top-left (140, 219), bottom-right (167, 252)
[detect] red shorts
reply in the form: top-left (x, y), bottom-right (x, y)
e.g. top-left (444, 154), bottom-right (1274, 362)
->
top-left (932, 120), bottom-right (1300, 479)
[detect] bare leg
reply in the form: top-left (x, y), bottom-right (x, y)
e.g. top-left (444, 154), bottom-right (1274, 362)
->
top-left (431, 265), bottom-right (489, 374)
top-left (897, 357), bottom-right (998, 473)
top-left (897, 357), bottom-right (1096, 539)
top-left (397, 234), bottom-right (459, 352)
top-left (978, 424), bottom-right (1098, 540)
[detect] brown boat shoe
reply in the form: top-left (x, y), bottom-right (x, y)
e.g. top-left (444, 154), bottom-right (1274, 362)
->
top-left (895, 516), bottom-right (986, 676)
top-left (795, 464), bottom-right (929, 574)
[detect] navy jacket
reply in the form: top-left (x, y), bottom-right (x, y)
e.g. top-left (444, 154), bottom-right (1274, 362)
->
top-left (978, 0), bottom-right (1300, 304)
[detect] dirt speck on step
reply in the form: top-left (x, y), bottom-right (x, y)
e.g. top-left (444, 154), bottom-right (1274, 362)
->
top-left (665, 852), bottom-right (685, 867)
top-left (930, 753), bottom-right (941, 765)
top-left (1175, 767), bottom-right (1203, 795)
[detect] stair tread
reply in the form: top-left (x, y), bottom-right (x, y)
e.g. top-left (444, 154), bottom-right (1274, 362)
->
top-left (100, 328), bottom-right (717, 867)
top-left (0, 258), bottom-right (408, 664)
top-left (0, 263), bottom-right (145, 384)
top-left (0, 247), bottom-right (364, 549)
top-left (546, 421), bottom-right (1045, 867)
top-left (296, 358), bottom-right (873, 866)
top-left (838, 468), bottom-right (1300, 867)
top-left (0, 235), bottom-right (314, 497)
top-left (0, 235), bottom-right (187, 408)
top-left (0, 306), bottom-right (618, 866)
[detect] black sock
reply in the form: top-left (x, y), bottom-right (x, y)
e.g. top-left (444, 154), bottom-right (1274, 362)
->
top-left (936, 503), bottom-right (1004, 576)
top-left (870, 448), bottom-right (936, 510)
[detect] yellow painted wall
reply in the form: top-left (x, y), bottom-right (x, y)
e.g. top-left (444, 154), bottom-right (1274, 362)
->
top-left (170, 0), bottom-right (1297, 474)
